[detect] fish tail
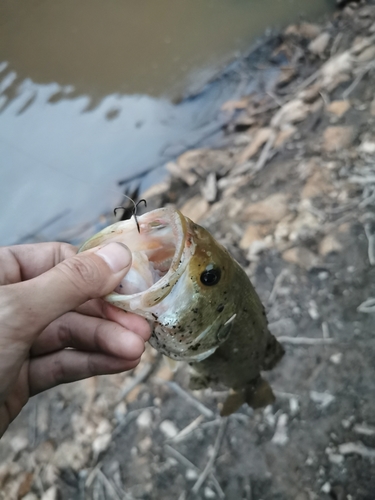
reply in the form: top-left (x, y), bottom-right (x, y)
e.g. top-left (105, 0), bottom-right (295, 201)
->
top-left (220, 377), bottom-right (276, 416)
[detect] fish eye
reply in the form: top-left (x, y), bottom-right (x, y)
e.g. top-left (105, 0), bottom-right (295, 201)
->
top-left (200, 264), bottom-right (221, 286)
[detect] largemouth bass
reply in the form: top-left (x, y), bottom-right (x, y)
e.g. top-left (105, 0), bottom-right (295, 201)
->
top-left (79, 207), bottom-right (284, 415)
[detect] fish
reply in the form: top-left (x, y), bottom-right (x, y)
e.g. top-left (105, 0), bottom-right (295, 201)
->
top-left (79, 207), bottom-right (284, 415)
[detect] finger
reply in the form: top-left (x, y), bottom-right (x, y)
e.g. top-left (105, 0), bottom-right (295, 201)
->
top-left (2, 242), bottom-right (132, 340)
top-left (0, 243), bottom-right (77, 285)
top-left (74, 298), bottom-right (151, 342)
top-left (29, 350), bottom-right (140, 395)
top-left (75, 300), bottom-right (151, 341)
top-left (30, 312), bottom-right (146, 360)
top-left (101, 304), bottom-right (151, 341)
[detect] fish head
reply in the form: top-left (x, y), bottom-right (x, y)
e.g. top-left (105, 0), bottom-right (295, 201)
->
top-left (79, 207), bottom-right (242, 362)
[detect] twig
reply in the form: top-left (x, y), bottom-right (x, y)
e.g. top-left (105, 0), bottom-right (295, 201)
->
top-left (253, 130), bottom-right (276, 173)
top-left (165, 445), bottom-right (225, 499)
top-left (357, 298), bottom-right (375, 314)
top-left (338, 442), bottom-right (375, 459)
top-left (342, 61), bottom-right (375, 99)
top-left (321, 322), bottom-right (330, 340)
top-left (278, 336), bottom-right (336, 345)
top-left (97, 469), bottom-right (122, 500)
top-left (162, 381), bottom-right (215, 418)
top-left (191, 418), bottom-right (228, 496)
top-left (349, 175), bottom-right (375, 184)
top-left (353, 423), bottom-right (375, 436)
top-left (171, 415), bottom-right (205, 443)
top-left (117, 363), bottom-right (152, 402)
top-left (86, 461), bottom-right (103, 489)
top-left (112, 406), bottom-right (154, 439)
top-left (268, 269), bottom-right (289, 304)
top-left (364, 221), bottom-right (375, 265)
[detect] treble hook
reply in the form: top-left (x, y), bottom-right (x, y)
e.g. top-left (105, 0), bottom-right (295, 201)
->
top-left (114, 198), bottom-right (147, 233)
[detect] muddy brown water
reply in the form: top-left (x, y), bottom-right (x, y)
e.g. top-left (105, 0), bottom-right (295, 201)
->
top-left (0, 0), bottom-right (332, 245)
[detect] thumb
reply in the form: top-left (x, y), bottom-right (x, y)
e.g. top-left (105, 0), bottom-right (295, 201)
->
top-left (12, 242), bottom-right (132, 336)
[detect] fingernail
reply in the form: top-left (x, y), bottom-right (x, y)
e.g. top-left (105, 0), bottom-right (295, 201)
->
top-left (96, 242), bottom-right (132, 273)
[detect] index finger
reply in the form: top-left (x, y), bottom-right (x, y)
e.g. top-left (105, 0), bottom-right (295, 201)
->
top-left (0, 243), bottom-right (77, 285)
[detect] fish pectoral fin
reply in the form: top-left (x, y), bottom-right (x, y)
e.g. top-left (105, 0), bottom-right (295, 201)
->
top-left (221, 377), bottom-right (276, 416)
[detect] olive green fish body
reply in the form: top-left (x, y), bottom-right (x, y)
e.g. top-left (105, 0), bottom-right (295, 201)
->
top-left (79, 208), bottom-right (284, 414)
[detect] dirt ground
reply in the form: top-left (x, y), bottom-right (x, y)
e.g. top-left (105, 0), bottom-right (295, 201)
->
top-left (1, 1), bottom-right (375, 499)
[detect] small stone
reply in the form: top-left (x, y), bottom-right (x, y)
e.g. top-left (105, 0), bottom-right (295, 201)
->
top-left (330, 353), bottom-right (343, 365)
top-left (309, 32), bottom-right (330, 56)
top-left (370, 98), bottom-right (375, 116)
top-left (245, 193), bottom-right (290, 223)
top-left (180, 195), bottom-right (209, 223)
top-left (282, 247), bottom-right (320, 270)
top-left (310, 391), bottom-right (335, 409)
top-left (328, 453), bottom-right (344, 464)
top-left (92, 433), bottom-right (111, 458)
top-left (204, 486), bottom-right (216, 499)
top-left (186, 469), bottom-right (198, 481)
top-left (41, 486), bottom-right (58, 500)
top-left (136, 409), bottom-right (153, 430)
top-left (202, 172), bottom-right (217, 203)
top-left (301, 169), bottom-right (332, 199)
top-left (289, 397), bottom-right (300, 416)
top-left (114, 401), bottom-right (127, 422)
top-left (10, 435), bottom-right (29, 454)
top-left (271, 414), bottom-right (289, 446)
top-left (359, 140), bottom-right (375, 154)
top-left (308, 300), bottom-right (319, 320)
top-left (327, 100), bottom-right (350, 117)
top-left (159, 420), bottom-right (179, 439)
top-left (321, 482), bottom-right (331, 494)
top-left (96, 419), bottom-right (112, 435)
top-left (323, 126), bottom-right (355, 153)
top-left (319, 234), bottom-right (342, 256)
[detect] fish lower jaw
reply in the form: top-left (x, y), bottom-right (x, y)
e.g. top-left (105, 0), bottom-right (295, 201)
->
top-left (148, 334), bottom-right (218, 362)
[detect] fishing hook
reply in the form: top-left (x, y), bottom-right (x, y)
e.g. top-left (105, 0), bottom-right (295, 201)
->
top-left (114, 198), bottom-right (147, 233)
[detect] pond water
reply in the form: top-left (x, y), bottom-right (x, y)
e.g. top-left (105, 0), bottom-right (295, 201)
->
top-left (0, 0), bottom-right (333, 245)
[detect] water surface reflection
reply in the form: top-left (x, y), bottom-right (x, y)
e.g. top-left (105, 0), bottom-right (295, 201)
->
top-left (0, 0), bottom-right (332, 244)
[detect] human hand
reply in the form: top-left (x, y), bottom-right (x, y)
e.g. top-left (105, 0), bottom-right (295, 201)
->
top-left (0, 242), bottom-right (151, 437)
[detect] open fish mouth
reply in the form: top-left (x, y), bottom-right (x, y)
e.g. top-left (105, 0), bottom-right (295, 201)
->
top-left (79, 207), bottom-right (224, 362)
top-left (79, 207), bottom-right (192, 311)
